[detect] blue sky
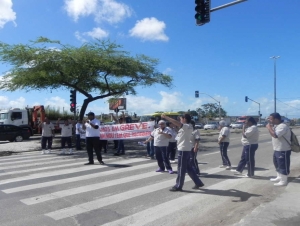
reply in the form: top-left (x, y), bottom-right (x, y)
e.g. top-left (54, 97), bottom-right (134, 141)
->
top-left (0, 0), bottom-right (300, 118)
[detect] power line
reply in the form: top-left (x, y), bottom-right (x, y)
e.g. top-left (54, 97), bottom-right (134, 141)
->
top-left (276, 99), bottom-right (300, 110)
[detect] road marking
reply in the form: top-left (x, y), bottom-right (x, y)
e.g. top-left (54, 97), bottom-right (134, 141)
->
top-left (44, 167), bottom-right (227, 221)
top-left (4, 162), bottom-right (157, 194)
top-left (0, 158), bottom-right (146, 185)
top-left (0, 155), bottom-right (65, 166)
top-left (21, 170), bottom-right (162, 205)
top-left (0, 158), bottom-right (76, 170)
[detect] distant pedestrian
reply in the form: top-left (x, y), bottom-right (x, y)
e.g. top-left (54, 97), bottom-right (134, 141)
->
top-left (166, 121), bottom-right (177, 163)
top-left (266, 113), bottom-right (291, 186)
top-left (162, 113), bottom-right (204, 191)
top-left (100, 122), bottom-right (108, 153)
top-left (39, 117), bottom-right (55, 154)
top-left (231, 117), bottom-right (259, 177)
top-left (190, 120), bottom-right (201, 175)
top-left (112, 112), bottom-right (126, 156)
top-left (82, 112), bottom-right (104, 165)
top-left (218, 120), bottom-right (231, 169)
top-left (56, 118), bottom-right (74, 154)
top-left (75, 120), bottom-right (83, 150)
top-left (146, 117), bottom-right (155, 159)
top-left (144, 120), bottom-right (174, 174)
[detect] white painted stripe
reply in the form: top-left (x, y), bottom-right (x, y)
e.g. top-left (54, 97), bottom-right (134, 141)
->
top-left (4, 162), bottom-right (157, 194)
top-left (0, 158), bottom-right (76, 170)
top-left (0, 158), bottom-right (146, 185)
top-left (21, 170), bottom-right (162, 205)
top-left (45, 167), bottom-right (226, 221)
top-left (0, 155), bottom-right (65, 166)
top-left (101, 156), bottom-right (300, 226)
top-left (0, 154), bottom-right (55, 162)
top-left (101, 178), bottom-right (239, 226)
top-left (0, 162), bottom-right (85, 177)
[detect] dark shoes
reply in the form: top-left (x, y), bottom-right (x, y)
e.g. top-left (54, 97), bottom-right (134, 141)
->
top-left (114, 153), bottom-right (120, 156)
top-left (192, 183), bottom-right (205, 189)
top-left (169, 186), bottom-right (182, 192)
top-left (99, 161), bottom-right (105, 165)
top-left (84, 162), bottom-right (94, 165)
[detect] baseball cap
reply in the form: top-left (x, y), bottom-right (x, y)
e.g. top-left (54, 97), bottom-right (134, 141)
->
top-left (86, 112), bottom-right (95, 116)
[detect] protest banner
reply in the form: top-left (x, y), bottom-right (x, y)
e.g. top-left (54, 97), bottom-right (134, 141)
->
top-left (100, 121), bottom-right (154, 140)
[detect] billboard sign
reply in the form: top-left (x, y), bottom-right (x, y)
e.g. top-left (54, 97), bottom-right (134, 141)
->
top-left (109, 98), bottom-right (126, 110)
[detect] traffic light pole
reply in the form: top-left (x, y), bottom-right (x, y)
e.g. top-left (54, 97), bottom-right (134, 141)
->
top-left (210, 0), bottom-right (247, 12)
top-left (195, 91), bottom-right (221, 121)
top-left (245, 96), bottom-right (261, 124)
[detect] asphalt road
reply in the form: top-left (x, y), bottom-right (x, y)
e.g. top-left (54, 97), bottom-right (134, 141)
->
top-left (0, 127), bottom-right (300, 226)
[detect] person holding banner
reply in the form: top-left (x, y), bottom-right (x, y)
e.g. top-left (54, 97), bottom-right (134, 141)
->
top-left (144, 120), bottom-right (174, 174)
top-left (161, 113), bottom-right (205, 191)
top-left (112, 112), bottom-right (126, 156)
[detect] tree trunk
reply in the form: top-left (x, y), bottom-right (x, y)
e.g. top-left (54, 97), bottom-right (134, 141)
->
top-left (79, 98), bottom-right (92, 120)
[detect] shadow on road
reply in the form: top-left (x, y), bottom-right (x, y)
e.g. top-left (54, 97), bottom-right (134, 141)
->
top-left (182, 188), bottom-right (261, 202)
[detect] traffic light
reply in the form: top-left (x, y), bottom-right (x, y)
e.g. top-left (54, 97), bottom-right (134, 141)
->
top-left (195, 0), bottom-right (210, 25)
top-left (245, 96), bottom-right (248, 102)
top-left (195, 91), bottom-right (199, 98)
top-left (70, 90), bottom-right (76, 112)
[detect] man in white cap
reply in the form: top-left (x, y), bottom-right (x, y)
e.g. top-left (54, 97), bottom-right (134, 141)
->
top-left (218, 120), bottom-right (231, 169)
top-left (82, 112), bottom-right (104, 165)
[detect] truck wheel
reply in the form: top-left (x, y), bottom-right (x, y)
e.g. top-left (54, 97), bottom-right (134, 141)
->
top-left (15, 135), bottom-right (24, 142)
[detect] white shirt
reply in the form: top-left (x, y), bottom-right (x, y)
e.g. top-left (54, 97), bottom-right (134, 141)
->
top-left (176, 124), bottom-right (193, 151)
top-left (167, 127), bottom-right (177, 142)
top-left (218, 127), bottom-right (230, 143)
top-left (241, 125), bottom-right (259, 146)
top-left (151, 127), bottom-right (172, 146)
top-left (272, 123), bottom-right (291, 151)
top-left (41, 122), bottom-right (54, 137)
top-left (85, 118), bottom-right (100, 137)
top-left (191, 129), bottom-right (201, 146)
top-left (60, 124), bottom-right (73, 137)
top-left (75, 122), bottom-right (82, 135)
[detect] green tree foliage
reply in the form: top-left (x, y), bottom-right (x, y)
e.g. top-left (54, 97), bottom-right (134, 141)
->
top-left (0, 37), bottom-right (173, 119)
top-left (196, 103), bottom-right (227, 119)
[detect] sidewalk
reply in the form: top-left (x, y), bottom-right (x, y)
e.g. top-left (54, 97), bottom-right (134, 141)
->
top-left (234, 176), bottom-right (300, 226)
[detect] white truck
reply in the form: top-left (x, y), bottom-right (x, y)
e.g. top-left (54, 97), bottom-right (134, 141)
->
top-left (0, 106), bottom-right (48, 136)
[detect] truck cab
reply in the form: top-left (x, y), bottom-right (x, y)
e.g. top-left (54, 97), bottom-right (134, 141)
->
top-left (0, 109), bottom-right (29, 127)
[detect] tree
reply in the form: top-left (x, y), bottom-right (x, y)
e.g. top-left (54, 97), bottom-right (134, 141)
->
top-left (0, 37), bottom-right (173, 119)
top-left (199, 103), bottom-right (227, 119)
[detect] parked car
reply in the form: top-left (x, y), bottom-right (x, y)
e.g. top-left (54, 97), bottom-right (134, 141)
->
top-left (195, 123), bottom-right (203, 129)
top-left (257, 122), bottom-right (266, 127)
top-left (204, 123), bottom-right (218, 130)
top-left (231, 122), bottom-right (244, 129)
top-left (0, 124), bottom-right (30, 142)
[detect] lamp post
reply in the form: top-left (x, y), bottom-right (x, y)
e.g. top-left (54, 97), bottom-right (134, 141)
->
top-left (270, 56), bottom-right (280, 113)
top-left (195, 91), bottom-right (221, 120)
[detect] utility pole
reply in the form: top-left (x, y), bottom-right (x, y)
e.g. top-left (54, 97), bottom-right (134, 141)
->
top-left (245, 96), bottom-right (261, 123)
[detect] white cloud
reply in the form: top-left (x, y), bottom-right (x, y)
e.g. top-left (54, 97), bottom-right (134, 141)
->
top-left (0, 96), bottom-right (25, 109)
top-left (75, 27), bottom-right (109, 42)
top-left (64, 0), bottom-right (97, 22)
top-left (83, 27), bottom-right (109, 39)
top-left (129, 17), bottom-right (169, 42)
top-left (94, 0), bottom-right (132, 24)
top-left (0, 0), bottom-right (16, 28)
top-left (64, 0), bottom-right (132, 24)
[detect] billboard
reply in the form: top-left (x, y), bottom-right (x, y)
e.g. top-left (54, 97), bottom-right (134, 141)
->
top-left (109, 98), bottom-right (126, 110)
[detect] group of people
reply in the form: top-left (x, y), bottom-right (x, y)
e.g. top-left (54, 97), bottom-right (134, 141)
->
top-left (218, 112), bottom-right (292, 187)
top-left (144, 114), bottom-right (204, 191)
top-left (39, 111), bottom-right (293, 190)
top-left (38, 112), bottom-right (104, 165)
top-left (144, 112), bottom-right (293, 192)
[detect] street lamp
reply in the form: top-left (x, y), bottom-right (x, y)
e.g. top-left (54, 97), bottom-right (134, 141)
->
top-left (270, 56), bottom-right (280, 113)
top-left (195, 91), bottom-right (221, 120)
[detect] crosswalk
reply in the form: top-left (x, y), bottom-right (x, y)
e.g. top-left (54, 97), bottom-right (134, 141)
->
top-left (0, 150), bottom-right (299, 226)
